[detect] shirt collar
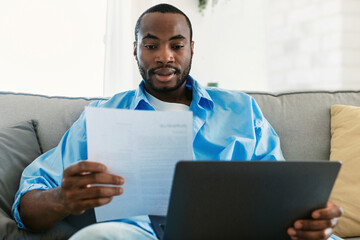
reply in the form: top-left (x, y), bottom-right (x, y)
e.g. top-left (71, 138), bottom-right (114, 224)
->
top-left (187, 75), bottom-right (214, 111)
top-left (130, 82), bottom-right (154, 110)
top-left (131, 75), bottom-right (214, 111)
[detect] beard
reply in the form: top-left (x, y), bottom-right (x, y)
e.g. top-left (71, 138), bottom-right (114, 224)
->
top-left (137, 59), bottom-right (192, 93)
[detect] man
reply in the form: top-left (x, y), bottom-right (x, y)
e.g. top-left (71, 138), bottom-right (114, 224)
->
top-left (13, 4), bottom-right (343, 240)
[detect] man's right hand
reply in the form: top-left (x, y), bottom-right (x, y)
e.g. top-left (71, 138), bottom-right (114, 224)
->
top-left (19, 161), bottom-right (124, 231)
top-left (59, 161), bottom-right (124, 215)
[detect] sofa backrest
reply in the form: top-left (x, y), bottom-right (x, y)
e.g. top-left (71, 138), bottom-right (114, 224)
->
top-left (0, 92), bottom-right (99, 153)
top-left (251, 91), bottom-right (360, 161)
top-left (1, 90), bottom-right (360, 160)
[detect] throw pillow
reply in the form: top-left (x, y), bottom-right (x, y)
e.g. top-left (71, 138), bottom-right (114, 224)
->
top-left (329, 104), bottom-right (360, 237)
top-left (0, 120), bottom-right (77, 239)
top-left (0, 120), bottom-right (42, 218)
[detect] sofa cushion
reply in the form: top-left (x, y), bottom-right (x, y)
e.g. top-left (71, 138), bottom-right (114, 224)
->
top-left (0, 120), bottom-right (76, 239)
top-left (0, 120), bottom-right (42, 218)
top-left (329, 104), bottom-right (360, 237)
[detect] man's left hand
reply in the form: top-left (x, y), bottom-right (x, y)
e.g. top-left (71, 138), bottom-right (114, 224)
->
top-left (287, 201), bottom-right (343, 240)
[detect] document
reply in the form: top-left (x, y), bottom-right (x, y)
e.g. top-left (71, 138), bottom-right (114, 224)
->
top-left (85, 107), bottom-right (193, 222)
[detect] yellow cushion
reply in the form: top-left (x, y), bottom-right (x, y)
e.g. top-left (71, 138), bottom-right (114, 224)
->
top-left (329, 104), bottom-right (360, 237)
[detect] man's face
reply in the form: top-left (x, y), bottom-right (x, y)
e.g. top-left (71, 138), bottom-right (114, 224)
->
top-left (134, 12), bottom-right (194, 93)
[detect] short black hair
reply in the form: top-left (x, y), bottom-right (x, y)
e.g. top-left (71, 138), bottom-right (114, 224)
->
top-left (134, 3), bottom-right (193, 42)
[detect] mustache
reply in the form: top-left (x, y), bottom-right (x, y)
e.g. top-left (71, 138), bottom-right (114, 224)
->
top-left (149, 65), bottom-right (180, 74)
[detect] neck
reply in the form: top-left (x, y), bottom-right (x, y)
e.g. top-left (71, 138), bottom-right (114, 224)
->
top-left (145, 82), bottom-right (192, 106)
top-left (144, 82), bottom-right (192, 106)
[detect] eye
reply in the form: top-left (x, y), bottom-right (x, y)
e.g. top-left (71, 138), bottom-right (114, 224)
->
top-left (144, 45), bottom-right (157, 50)
top-left (172, 45), bottom-right (184, 50)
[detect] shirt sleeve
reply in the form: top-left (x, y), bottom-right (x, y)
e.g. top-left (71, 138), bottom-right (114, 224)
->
top-left (12, 110), bottom-right (89, 229)
top-left (250, 97), bottom-right (285, 161)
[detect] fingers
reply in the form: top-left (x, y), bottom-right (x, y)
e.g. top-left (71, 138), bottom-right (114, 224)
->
top-left (64, 186), bottom-right (123, 203)
top-left (61, 181), bottom-right (123, 214)
top-left (287, 201), bottom-right (343, 240)
top-left (311, 201), bottom-right (343, 220)
top-left (288, 227), bottom-right (333, 240)
top-left (64, 161), bottom-right (107, 177)
top-left (287, 218), bottom-right (339, 239)
top-left (60, 161), bottom-right (125, 215)
top-left (292, 218), bottom-right (340, 231)
top-left (62, 172), bottom-right (124, 189)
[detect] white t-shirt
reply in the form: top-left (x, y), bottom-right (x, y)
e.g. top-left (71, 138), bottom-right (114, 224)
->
top-left (144, 91), bottom-right (190, 111)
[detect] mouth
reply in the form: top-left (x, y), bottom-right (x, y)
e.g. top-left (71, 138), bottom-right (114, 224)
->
top-left (153, 68), bottom-right (176, 82)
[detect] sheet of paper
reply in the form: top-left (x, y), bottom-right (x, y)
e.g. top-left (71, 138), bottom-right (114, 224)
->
top-left (85, 107), bottom-right (193, 222)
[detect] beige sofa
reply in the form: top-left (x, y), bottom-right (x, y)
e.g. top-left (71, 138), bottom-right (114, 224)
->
top-left (0, 90), bottom-right (359, 239)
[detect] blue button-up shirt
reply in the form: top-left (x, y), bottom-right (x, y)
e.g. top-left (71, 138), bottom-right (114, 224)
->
top-left (12, 76), bottom-right (284, 232)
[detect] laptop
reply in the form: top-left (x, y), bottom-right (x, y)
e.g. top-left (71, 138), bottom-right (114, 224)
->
top-left (149, 161), bottom-right (341, 240)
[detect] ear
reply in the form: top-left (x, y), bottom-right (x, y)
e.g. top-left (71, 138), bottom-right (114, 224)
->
top-left (191, 41), bottom-right (194, 56)
top-left (133, 41), bottom-right (137, 58)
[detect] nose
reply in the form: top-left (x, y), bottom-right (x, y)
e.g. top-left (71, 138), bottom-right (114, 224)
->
top-left (156, 46), bottom-right (174, 64)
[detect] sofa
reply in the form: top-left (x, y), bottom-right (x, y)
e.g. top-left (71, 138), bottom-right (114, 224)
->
top-left (0, 90), bottom-right (359, 239)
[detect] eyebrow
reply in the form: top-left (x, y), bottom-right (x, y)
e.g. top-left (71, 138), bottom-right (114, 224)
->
top-left (169, 35), bottom-right (186, 40)
top-left (142, 33), bottom-right (159, 41)
top-left (142, 33), bottom-right (187, 41)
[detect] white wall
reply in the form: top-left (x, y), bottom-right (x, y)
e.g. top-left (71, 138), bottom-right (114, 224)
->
top-left (0, 0), bottom-right (106, 97)
top-left (266, 0), bottom-right (360, 91)
top-left (191, 0), bottom-right (268, 91)
top-left (2, 0), bottom-right (359, 97)
top-left (343, 0), bottom-right (360, 88)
